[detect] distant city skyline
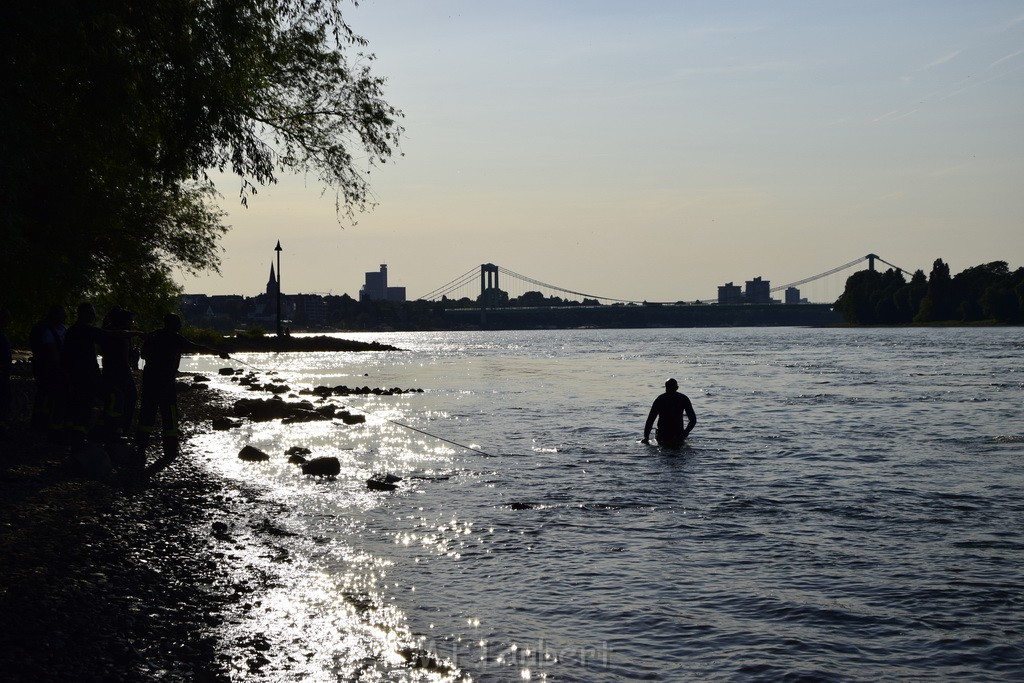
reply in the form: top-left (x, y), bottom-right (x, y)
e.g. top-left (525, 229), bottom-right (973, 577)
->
top-left (176, 1), bottom-right (1024, 301)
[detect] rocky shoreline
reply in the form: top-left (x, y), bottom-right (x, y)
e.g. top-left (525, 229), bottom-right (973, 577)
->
top-left (0, 375), bottom-right (293, 682)
top-left (217, 334), bottom-right (400, 354)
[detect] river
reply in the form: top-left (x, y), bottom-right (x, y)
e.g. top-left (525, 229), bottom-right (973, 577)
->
top-left (180, 327), bottom-right (1024, 682)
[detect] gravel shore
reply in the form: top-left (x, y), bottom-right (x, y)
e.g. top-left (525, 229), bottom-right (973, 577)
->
top-left (0, 374), bottom-right (283, 682)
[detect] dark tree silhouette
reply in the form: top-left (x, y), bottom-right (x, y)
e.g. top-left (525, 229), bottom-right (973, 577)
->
top-left (836, 258), bottom-right (1022, 325)
top-left (2, 0), bottom-right (402, 329)
top-left (915, 259), bottom-right (954, 323)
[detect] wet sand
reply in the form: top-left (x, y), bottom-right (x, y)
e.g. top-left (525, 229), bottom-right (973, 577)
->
top-left (0, 377), bottom-right (287, 682)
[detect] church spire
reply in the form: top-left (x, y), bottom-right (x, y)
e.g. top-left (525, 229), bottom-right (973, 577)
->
top-left (267, 262), bottom-right (278, 297)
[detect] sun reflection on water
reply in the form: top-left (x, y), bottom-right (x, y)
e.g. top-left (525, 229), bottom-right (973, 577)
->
top-left (179, 354), bottom-right (468, 681)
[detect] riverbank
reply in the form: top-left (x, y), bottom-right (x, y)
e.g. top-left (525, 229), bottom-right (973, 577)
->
top-left (217, 334), bottom-right (400, 353)
top-left (0, 377), bottom-right (287, 682)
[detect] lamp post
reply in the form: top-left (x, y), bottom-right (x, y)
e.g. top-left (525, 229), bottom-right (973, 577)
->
top-left (275, 240), bottom-right (283, 336)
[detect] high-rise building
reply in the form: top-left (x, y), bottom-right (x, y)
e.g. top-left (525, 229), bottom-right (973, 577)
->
top-left (745, 277), bottom-right (772, 304)
top-left (360, 264), bottom-right (406, 302)
top-left (718, 282), bottom-right (743, 304)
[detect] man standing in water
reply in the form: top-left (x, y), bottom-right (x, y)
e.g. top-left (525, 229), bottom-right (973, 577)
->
top-left (642, 378), bottom-right (696, 448)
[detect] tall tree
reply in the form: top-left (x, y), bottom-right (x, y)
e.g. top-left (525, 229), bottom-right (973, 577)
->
top-left (914, 259), bottom-right (954, 323)
top-left (953, 261), bottom-right (1010, 322)
top-left (893, 269), bottom-right (928, 322)
top-left (1, 0), bottom-right (402, 331)
top-left (835, 270), bottom-right (884, 324)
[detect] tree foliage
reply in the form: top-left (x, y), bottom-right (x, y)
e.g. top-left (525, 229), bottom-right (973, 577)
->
top-left (1, 0), bottom-right (402, 332)
top-left (835, 259), bottom-right (1024, 325)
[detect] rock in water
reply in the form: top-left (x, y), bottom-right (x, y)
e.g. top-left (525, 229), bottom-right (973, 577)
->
top-left (238, 445), bottom-right (271, 462)
top-left (301, 457), bottom-right (341, 476)
top-left (366, 473), bottom-right (402, 491)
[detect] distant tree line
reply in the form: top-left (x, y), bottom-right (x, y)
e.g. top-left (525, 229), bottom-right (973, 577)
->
top-left (444, 290), bottom-right (604, 309)
top-left (835, 260), bottom-right (1024, 325)
top-left (182, 289), bottom-right (610, 333)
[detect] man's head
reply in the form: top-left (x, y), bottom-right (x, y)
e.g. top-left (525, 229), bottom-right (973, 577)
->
top-left (665, 378), bottom-right (679, 392)
top-left (163, 313), bottom-right (182, 332)
top-left (116, 308), bottom-right (134, 329)
top-left (45, 305), bottom-right (67, 326)
top-left (76, 302), bottom-right (96, 324)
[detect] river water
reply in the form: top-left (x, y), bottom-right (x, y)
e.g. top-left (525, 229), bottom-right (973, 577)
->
top-left (180, 327), bottom-right (1024, 682)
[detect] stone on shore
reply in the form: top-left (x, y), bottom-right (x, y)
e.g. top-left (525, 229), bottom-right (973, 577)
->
top-left (70, 443), bottom-right (114, 479)
top-left (212, 416), bottom-right (242, 430)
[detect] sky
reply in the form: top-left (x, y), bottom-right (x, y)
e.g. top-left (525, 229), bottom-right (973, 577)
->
top-left (177, 1), bottom-right (1024, 303)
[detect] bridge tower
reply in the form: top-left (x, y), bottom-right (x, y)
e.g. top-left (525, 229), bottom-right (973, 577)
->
top-left (866, 253), bottom-right (879, 272)
top-left (480, 263), bottom-right (499, 298)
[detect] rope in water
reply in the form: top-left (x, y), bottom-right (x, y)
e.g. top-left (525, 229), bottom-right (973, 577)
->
top-left (371, 414), bottom-right (496, 458)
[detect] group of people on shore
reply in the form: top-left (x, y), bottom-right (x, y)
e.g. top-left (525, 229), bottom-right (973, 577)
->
top-left (3, 304), bottom-right (225, 465)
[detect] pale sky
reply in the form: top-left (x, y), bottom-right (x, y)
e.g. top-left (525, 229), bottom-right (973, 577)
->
top-left (177, 1), bottom-right (1024, 302)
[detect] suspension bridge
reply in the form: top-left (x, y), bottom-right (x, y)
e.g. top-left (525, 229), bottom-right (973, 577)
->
top-left (417, 253), bottom-right (911, 306)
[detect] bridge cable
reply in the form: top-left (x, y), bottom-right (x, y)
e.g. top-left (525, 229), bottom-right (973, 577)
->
top-left (876, 256), bottom-right (912, 273)
top-left (431, 270), bottom-right (481, 300)
top-left (769, 256), bottom-right (867, 293)
top-left (417, 267), bottom-right (480, 301)
top-left (497, 266), bottom-right (646, 304)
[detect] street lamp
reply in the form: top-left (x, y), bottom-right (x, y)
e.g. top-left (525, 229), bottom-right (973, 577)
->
top-left (275, 240), bottom-right (282, 336)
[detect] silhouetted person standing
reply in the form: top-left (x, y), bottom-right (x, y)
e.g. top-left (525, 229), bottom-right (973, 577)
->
top-left (63, 302), bottom-right (106, 444)
top-left (29, 305), bottom-right (67, 435)
top-left (642, 378), bottom-right (696, 448)
top-left (0, 308), bottom-right (12, 435)
top-left (100, 307), bottom-right (139, 441)
top-left (135, 314), bottom-right (226, 467)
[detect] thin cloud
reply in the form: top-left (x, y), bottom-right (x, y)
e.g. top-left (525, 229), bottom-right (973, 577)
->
top-left (872, 110), bottom-right (900, 123)
top-left (891, 109), bottom-right (919, 121)
top-left (992, 13), bottom-right (1024, 33)
top-left (990, 49), bottom-right (1024, 69)
top-left (922, 49), bottom-right (962, 70)
top-left (871, 108), bottom-right (917, 124)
